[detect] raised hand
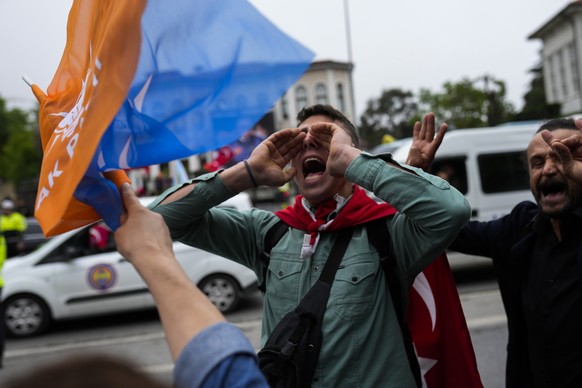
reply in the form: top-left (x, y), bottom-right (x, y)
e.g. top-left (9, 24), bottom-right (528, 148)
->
top-left (246, 128), bottom-right (306, 187)
top-left (308, 121), bottom-right (361, 177)
top-left (541, 120), bottom-right (582, 184)
top-left (406, 112), bottom-right (447, 171)
top-left (115, 183), bottom-right (174, 264)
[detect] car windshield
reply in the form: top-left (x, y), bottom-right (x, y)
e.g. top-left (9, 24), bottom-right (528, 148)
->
top-left (20, 218), bottom-right (50, 256)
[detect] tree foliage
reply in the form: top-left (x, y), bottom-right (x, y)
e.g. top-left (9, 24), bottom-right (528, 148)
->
top-left (0, 96), bottom-right (42, 184)
top-left (358, 88), bottom-right (418, 148)
top-left (515, 63), bottom-right (560, 121)
top-left (358, 75), bottom-right (521, 150)
top-left (419, 75), bottom-right (515, 129)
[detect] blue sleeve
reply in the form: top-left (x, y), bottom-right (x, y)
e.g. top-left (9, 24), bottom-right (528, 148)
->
top-left (173, 322), bottom-right (268, 388)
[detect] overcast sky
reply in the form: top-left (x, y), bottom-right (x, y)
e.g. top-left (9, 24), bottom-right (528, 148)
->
top-left (0, 0), bottom-right (567, 120)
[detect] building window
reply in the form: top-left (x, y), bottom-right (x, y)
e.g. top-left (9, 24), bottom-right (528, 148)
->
top-left (551, 54), bottom-right (560, 99)
top-left (315, 83), bottom-right (328, 104)
top-left (281, 92), bottom-right (289, 119)
top-left (569, 43), bottom-right (579, 93)
top-left (546, 55), bottom-right (558, 101)
top-left (336, 83), bottom-right (345, 112)
top-left (296, 85), bottom-right (308, 112)
top-left (561, 48), bottom-right (569, 97)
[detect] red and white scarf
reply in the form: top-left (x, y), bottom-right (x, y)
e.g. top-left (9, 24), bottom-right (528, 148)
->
top-left (275, 185), bottom-right (397, 258)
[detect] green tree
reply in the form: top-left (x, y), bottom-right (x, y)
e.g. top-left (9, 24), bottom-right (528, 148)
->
top-left (359, 88), bottom-right (418, 148)
top-left (419, 75), bottom-right (515, 129)
top-left (515, 62), bottom-right (560, 120)
top-left (0, 96), bottom-right (42, 184)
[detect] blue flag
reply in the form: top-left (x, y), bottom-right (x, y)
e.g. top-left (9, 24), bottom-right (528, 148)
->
top-left (97, 0), bottom-right (314, 170)
top-left (33, 0), bottom-right (313, 236)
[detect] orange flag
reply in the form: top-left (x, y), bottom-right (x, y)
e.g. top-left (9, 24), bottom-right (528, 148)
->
top-left (34, 1), bottom-right (143, 236)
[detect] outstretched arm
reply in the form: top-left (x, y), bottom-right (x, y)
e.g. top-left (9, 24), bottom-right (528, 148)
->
top-left (541, 118), bottom-right (582, 184)
top-left (114, 184), bottom-right (225, 361)
top-left (406, 112), bottom-right (447, 171)
top-left (162, 128), bottom-right (305, 204)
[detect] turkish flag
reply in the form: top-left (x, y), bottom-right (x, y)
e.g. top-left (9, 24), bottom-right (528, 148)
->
top-left (407, 253), bottom-right (483, 387)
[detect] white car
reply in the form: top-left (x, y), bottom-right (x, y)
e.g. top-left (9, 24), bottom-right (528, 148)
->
top-left (2, 193), bottom-right (258, 338)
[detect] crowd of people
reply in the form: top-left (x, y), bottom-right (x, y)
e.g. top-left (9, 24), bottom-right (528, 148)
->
top-left (3, 104), bottom-right (582, 388)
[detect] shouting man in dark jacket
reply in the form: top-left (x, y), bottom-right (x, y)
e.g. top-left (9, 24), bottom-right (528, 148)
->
top-left (413, 117), bottom-right (582, 387)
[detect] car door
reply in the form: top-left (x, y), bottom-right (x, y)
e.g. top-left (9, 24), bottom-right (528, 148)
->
top-left (40, 225), bottom-right (150, 318)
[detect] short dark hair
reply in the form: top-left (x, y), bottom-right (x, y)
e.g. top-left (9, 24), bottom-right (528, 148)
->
top-left (536, 118), bottom-right (578, 133)
top-left (5, 354), bottom-right (165, 388)
top-left (296, 104), bottom-right (360, 148)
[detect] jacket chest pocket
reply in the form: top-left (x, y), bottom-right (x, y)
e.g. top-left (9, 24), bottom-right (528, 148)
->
top-left (331, 258), bottom-right (379, 320)
top-left (267, 257), bottom-right (303, 304)
top-left (266, 258), bottom-right (304, 315)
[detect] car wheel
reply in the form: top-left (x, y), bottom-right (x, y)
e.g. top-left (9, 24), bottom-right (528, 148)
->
top-left (3, 294), bottom-right (51, 338)
top-left (198, 274), bottom-right (241, 314)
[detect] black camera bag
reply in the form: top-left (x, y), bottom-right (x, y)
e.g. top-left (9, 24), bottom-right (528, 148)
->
top-left (257, 227), bottom-right (353, 388)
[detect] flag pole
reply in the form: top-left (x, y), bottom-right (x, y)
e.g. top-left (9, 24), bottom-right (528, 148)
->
top-left (22, 74), bottom-right (47, 103)
top-left (343, 0), bottom-right (353, 64)
top-left (22, 74), bottom-right (34, 87)
top-left (343, 0), bottom-right (357, 122)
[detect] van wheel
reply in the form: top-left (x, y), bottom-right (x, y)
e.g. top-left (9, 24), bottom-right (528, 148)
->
top-left (3, 294), bottom-right (51, 338)
top-left (198, 274), bottom-right (241, 314)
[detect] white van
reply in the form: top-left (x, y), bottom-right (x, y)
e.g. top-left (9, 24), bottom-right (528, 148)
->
top-left (384, 121), bottom-right (543, 269)
top-left (388, 121), bottom-right (542, 221)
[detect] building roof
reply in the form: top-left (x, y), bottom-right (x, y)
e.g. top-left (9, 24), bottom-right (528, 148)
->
top-left (307, 60), bottom-right (354, 72)
top-left (528, 1), bottom-right (582, 40)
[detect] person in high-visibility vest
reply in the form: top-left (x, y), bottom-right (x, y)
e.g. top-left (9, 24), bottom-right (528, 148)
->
top-left (0, 201), bottom-right (8, 368)
top-left (1, 199), bottom-right (27, 258)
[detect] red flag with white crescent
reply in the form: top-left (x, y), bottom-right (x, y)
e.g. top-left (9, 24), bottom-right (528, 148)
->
top-left (407, 253), bottom-right (484, 387)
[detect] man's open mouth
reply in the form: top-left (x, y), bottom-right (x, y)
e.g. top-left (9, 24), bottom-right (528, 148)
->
top-left (539, 181), bottom-right (567, 202)
top-left (303, 157), bottom-right (326, 181)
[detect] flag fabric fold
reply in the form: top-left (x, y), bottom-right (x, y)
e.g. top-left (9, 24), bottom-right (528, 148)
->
top-left (34, 0), bottom-right (314, 236)
top-left (408, 253), bottom-right (484, 388)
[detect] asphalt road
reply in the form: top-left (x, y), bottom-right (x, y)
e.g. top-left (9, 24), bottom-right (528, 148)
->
top-left (0, 263), bottom-right (507, 387)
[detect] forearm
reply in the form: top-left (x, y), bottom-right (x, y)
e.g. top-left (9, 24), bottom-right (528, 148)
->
top-left (160, 162), bottom-right (254, 207)
top-left (133, 254), bottom-right (226, 361)
top-left (346, 152), bottom-right (469, 224)
top-left (150, 172), bottom-right (237, 232)
top-left (346, 153), bottom-right (470, 272)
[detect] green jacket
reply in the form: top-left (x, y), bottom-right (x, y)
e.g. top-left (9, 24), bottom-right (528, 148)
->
top-left (151, 153), bottom-right (471, 387)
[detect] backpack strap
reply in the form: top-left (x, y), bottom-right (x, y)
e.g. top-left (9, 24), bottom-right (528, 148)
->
top-left (258, 220), bottom-right (289, 293)
top-left (260, 217), bottom-right (422, 387)
top-left (367, 218), bottom-right (422, 388)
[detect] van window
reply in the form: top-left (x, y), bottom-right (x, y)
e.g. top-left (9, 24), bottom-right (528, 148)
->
top-left (430, 157), bottom-right (468, 194)
top-left (477, 151), bottom-right (529, 193)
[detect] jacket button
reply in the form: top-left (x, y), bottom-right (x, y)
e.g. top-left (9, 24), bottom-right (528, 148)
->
top-left (352, 276), bottom-right (358, 282)
top-left (278, 271), bottom-right (283, 276)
